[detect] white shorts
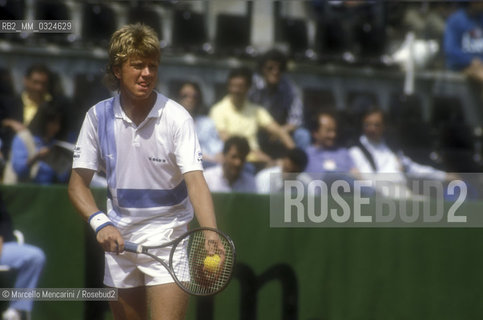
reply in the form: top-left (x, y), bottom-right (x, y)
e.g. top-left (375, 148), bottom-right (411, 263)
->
top-left (103, 221), bottom-right (189, 288)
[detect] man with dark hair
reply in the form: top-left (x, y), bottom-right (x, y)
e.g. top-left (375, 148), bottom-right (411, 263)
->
top-left (10, 64), bottom-right (53, 127)
top-left (249, 49), bottom-right (310, 156)
top-left (203, 136), bottom-right (257, 193)
top-left (349, 107), bottom-right (454, 198)
top-left (305, 111), bottom-right (356, 175)
top-left (256, 147), bottom-right (311, 194)
top-left (210, 66), bottom-right (294, 164)
top-left (0, 64), bottom-right (54, 162)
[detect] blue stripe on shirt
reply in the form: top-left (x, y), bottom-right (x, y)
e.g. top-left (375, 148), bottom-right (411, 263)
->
top-left (117, 180), bottom-right (188, 208)
top-left (96, 98), bottom-right (117, 187)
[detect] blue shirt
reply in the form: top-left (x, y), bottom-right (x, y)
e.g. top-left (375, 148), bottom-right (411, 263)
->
top-left (194, 115), bottom-right (223, 159)
top-left (444, 9), bottom-right (483, 70)
top-left (249, 74), bottom-right (304, 126)
top-left (11, 135), bottom-right (70, 184)
top-left (304, 145), bottom-right (355, 174)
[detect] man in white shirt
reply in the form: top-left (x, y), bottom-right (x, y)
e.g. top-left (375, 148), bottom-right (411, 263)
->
top-left (68, 24), bottom-right (219, 320)
top-left (204, 136), bottom-right (257, 193)
top-left (256, 147), bottom-right (310, 194)
top-left (349, 107), bottom-right (451, 198)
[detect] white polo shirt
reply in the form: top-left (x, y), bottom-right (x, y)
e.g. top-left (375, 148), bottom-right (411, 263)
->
top-left (73, 92), bottom-right (203, 228)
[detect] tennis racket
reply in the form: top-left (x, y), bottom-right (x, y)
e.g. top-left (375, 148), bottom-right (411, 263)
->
top-left (124, 227), bottom-right (235, 296)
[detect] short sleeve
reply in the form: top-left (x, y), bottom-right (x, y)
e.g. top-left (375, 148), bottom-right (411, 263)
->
top-left (174, 117), bottom-right (204, 174)
top-left (72, 108), bottom-right (100, 171)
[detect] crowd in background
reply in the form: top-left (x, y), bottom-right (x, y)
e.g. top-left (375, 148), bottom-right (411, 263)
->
top-left (0, 1), bottom-right (481, 196)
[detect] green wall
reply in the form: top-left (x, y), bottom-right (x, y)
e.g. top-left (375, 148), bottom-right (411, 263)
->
top-left (2, 185), bottom-right (483, 320)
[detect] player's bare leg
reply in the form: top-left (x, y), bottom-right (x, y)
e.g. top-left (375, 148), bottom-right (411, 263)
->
top-left (110, 287), bottom-right (147, 320)
top-left (147, 283), bottom-right (189, 320)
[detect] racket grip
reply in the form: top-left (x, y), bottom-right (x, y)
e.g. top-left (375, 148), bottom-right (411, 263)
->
top-left (124, 241), bottom-right (141, 253)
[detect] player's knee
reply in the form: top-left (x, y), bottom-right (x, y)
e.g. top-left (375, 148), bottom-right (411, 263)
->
top-left (28, 247), bottom-right (46, 268)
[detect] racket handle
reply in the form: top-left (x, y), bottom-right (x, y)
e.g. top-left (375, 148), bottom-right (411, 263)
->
top-left (124, 241), bottom-right (141, 253)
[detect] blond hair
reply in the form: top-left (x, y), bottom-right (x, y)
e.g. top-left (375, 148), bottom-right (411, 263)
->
top-left (104, 23), bottom-right (161, 90)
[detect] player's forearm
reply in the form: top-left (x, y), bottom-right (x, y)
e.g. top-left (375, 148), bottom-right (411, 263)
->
top-left (68, 169), bottom-right (101, 221)
top-left (277, 126), bottom-right (295, 149)
top-left (266, 122), bottom-right (295, 149)
top-left (185, 171), bottom-right (218, 229)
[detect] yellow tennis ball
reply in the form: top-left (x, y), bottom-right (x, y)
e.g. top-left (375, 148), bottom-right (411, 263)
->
top-left (204, 254), bottom-right (221, 272)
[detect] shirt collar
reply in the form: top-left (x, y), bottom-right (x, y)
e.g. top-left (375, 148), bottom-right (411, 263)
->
top-left (113, 91), bottom-right (167, 120)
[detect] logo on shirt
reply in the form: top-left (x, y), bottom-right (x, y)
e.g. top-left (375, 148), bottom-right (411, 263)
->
top-left (149, 156), bottom-right (166, 163)
top-left (73, 146), bottom-right (81, 159)
top-left (197, 151), bottom-right (203, 162)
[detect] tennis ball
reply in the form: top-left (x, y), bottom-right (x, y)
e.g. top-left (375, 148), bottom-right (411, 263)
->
top-left (203, 254), bottom-right (221, 272)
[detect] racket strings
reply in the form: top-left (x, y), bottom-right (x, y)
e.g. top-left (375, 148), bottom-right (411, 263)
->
top-left (172, 230), bottom-right (234, 295)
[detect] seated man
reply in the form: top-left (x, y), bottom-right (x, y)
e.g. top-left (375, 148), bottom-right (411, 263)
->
top-left (349, 106), bottom-right (453, 198)
top-left (210, 67), bottom-right (295, 165)
top-left (305, 111), bottom-right (358, 176)
top-left (0, 192), bottom-right (45, 320)
top-left (203, 136), bottom-right (257, 193)
top-left (0, 65), bottom-right (54, 159)
top-left (256, 147), bottom-right (310, 194)
top-left (249, 49), bottom-right (310, 156)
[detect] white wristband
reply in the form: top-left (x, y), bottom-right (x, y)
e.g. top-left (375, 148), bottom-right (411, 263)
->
top-left (88, 211), bottom-right (113, 234)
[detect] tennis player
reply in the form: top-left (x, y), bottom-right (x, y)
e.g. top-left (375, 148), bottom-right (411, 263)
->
top-left (68, 23), bottom-right (219, 320)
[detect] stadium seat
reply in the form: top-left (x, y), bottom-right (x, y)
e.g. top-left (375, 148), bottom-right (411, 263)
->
top-left (33, 0), bottom-right (71, 44)
top-left (352, 2), bottom-right (386, 63)
top-left (215, 13), bottom-right (251, 56)
top-left (430, 94), bottom-right (466, 129)
top-left (0, 0), bottom-right (25, 42)
top-left (0, 0), bottom-right (24, 20)
top-left (81, 3), bottom-right (117, 47)
top-left (171, 9), bottom-right (207, 53)
top-left (315, 19), bottom-right (348, 61)
top-left (127, 4), bottom-right (163, 38)
top-left (276, 17), bottom-right (309, 60)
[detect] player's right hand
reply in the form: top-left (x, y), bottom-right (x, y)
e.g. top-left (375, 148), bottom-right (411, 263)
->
top-left (96, 225), bottom-right (124, 254)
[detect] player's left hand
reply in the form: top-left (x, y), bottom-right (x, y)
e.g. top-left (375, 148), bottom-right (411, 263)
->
top-left (96, 225), bottom-right (124, 254)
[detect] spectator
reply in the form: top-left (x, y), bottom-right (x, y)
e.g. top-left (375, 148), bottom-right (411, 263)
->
top-left (249, 49), bottom-right (310, 157)
top-left (349, 106), bottom-right (454, 198)
top-left (177, 81), bottom-right (223, 167)
top-left (305, 111), bottom-right (358, 175)
top-left (256, 147), bottom-right (310, 194)
top-left (204, 136), bottom-right (257, 193)
top-left (3, 104), bottom-right (70, 185)
top-left (444, 2), bottom-right (483, 75)
top-left (0, 192), bottom-right (45, 320)
top-left (210, 67), bottom-right (295, 165)
top-left (0, 65), bottom-right (55, 162)
top-left (7, 64), bottom-right (53, 127)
